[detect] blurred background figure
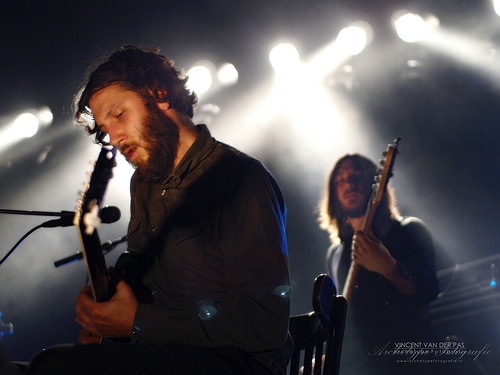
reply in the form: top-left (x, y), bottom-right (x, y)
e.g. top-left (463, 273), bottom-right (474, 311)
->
top-left (319, 153), bottom-right (439, 375)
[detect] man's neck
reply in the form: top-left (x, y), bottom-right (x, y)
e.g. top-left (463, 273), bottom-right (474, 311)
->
top-left (347, 216), bottom-right (365, 232)
top-left (171, 111), bottom-right (199, 168)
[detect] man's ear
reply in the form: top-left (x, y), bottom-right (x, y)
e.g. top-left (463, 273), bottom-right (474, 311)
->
top-left (154, 89), bottom-right (170, 111)
top-left (157, 101), bottom-right (170, 111)
top-left (149, 88), bottom-right (169, 107)
top-left (156, 89), bottom-right (168, 101)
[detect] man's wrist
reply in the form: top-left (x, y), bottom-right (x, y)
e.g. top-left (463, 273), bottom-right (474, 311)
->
top-left (382, 257), bottom-right (399, 280)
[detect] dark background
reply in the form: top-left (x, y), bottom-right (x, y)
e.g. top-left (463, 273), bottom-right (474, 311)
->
top-left (0, 0), bottom-right (498, 372)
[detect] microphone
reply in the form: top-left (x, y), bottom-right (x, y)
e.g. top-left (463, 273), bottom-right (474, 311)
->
top-left (41, 206), bottom-right (121, 228)
top-left (102, 235), bottom-right (127, 251)
top-left (54, 235), bottom-right (127, 268)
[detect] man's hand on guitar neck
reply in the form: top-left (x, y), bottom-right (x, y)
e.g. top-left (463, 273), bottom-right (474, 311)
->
top-left (75, 280), bottom-right (138, 343)
top-left (352, 231), bottom-right (417, 296)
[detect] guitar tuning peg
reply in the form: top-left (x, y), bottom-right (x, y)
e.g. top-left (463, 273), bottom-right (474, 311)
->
top-left (77, 191), bottom-right (85, 201)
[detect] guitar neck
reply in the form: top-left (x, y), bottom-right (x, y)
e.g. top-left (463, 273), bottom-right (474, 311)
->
top-left (74, 146), bottom-right (117, 303)
top-left (361, 192), bottom-right (378, 235)
top-left (77, 224), bottom-right (111, 302)
top-left (341, 138), bottom-right (401, 300)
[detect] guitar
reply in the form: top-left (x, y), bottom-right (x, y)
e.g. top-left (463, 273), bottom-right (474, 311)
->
top-left (341, 137), bottom-right (401, 300)
top-left (73, 146), bottom-right (117, 304)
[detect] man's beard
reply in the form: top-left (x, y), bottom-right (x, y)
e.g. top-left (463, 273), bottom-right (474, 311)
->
top-left (343, 204), bottom-right (367, 218)
top-left (135, 104), bottom-right (180, 183)
top-left (342, 194), bottom-right (370, 218)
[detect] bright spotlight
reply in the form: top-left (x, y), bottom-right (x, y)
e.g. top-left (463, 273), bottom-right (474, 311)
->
top-left (394, 12), bottom-right (429, 43)
top-left (0, 107), bottom-right (52, 154)
top-left (304, 22), bottom-right (371, 82)
top-left (37, 106), bottom-right (53, 126)
top-left (188, 64), bottom-right (213, 95)
top-left (217, 63), bottom-right (239, 86)
top-left (269, 43), bottom-right (300, 73)
top-left (336, 24), bottom-right (369, 56)
top-left (14, 112), bottom-right (39, 138)
top-left (494, 0), bottom-right (500, 16)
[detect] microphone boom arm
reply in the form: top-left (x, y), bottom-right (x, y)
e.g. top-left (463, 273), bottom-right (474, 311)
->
top-left (0, 208), bottom-right (75, 217)
top-left (0, 207), bottom-right (121, 266)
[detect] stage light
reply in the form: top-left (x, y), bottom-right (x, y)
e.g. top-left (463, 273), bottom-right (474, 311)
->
top-left (14, 113), bottom-right (39, 138)
top-left (335, 23), bottom-right (370, 56)
top-left (269, 42), bottom-right (300, 73)
top-left (187, 63), bottom-right (214, 95)
top-left (494, 0), bottom-right (500, 16)
top-left (37, 106), bottom-right (53, 126)
top-left (393, 11), bottom-right (440, 43)
top-left (0, 106), bottom-right (54, 154)
top-left (217, 63), bottom-right (238, 86)
top-left (394, 12), bottom-right (429, 43)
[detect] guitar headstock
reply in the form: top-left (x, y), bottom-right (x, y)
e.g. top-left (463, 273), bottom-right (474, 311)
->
top-left (74, 146), bottom-right (117, 232)
top-left (372, 137), bottom-right (401, 204)
top-left (362, 137), bottom-right (401, 234)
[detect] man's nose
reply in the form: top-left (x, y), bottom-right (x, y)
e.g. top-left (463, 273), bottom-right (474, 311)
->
top-left (106, 127), bottom-right (120, 146)
top-left (347, 176), bottom-right (358, 186)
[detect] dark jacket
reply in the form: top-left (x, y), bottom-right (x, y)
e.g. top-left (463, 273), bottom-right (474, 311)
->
top-left (116, 125), bottom-right (291, 373)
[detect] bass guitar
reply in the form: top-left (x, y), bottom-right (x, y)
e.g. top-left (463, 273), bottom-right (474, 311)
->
top-left (342, 137), bottom-right (401, 300)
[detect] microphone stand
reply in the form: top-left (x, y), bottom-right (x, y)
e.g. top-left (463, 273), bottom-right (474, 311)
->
top-left (0, 208), bottom-right (74, 217)
top-left (0, 208), bottom-right (72, 266)
top-left (0, 207), bottom-right (124, 267)
top-left (0, 208), bottom-right (125, 332)
top-left (0, 208), bottom-right (78, 334)
top-left (53, 235), bottom-right (127, 268)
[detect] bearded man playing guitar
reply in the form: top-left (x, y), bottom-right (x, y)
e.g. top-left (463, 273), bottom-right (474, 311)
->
top-left (24, 46), bottom-right (291, 375)
top-left (319, 153), bottom-right (439, 375)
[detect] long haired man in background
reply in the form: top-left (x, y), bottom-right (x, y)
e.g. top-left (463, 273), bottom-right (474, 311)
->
top-left (319, 153), bottom-right (439, 375)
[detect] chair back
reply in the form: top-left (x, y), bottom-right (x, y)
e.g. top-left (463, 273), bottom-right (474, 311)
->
top-left (288, 274), bottom-right (347, 375)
